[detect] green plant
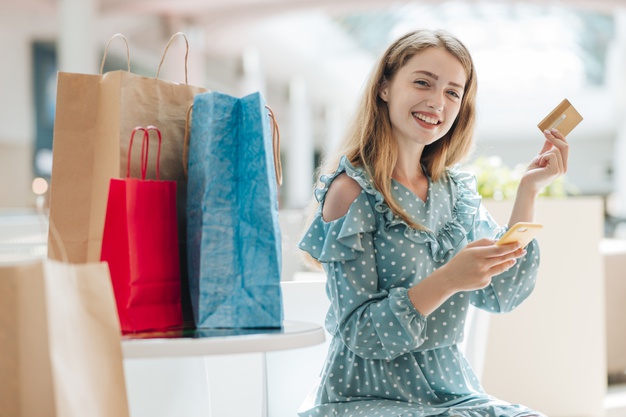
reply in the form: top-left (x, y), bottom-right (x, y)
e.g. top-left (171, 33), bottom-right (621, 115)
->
top-left (463, 156), bottom-right (578, 200)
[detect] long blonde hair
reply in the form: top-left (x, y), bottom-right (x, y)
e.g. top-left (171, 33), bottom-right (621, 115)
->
top-left (302, 29), bottom-right (478, 269)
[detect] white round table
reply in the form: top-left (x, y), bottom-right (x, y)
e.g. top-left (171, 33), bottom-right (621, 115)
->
top-left (121, 320), bottom-right (325, 358)
top-left (121, 321), bottom-right (326, 417)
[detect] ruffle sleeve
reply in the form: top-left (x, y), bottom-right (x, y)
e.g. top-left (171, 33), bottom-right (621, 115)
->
top-left (298, 156), bottom-right (377, 263)
top-left (299, 158), bottom-right (486, 264)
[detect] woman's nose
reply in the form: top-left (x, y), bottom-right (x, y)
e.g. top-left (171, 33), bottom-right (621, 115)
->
top-left (426, 91), bottom-right (445, 111)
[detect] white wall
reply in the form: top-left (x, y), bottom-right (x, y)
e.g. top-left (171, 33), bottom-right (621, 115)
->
top-left (0, 7), bottom-right (56, 207)
top-left (481, 197), bottom-right (606, 417)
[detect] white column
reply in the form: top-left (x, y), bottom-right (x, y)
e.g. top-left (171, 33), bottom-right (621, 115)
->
top-left (608, 9), bottom-right (626, 218)
top-left (240, 47), bottom-right (266, 97)
top-left (286, 76), bottom-right (315, 209)
top-left (58, 0), bottom-right (97, 73)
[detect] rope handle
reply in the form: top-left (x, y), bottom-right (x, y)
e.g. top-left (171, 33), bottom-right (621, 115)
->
top-left (156, 32), bottom-right (189, 84)
top-left (182, 104), bottom-right (193, 178)
top-left (266, 105), bottom-right (283, 187)
top-left (100, 33), bottom-right (131, 75)
top-left (127, 126), bottom-right (163, 180)
top-left (182, 102), bottom-right (282, 188)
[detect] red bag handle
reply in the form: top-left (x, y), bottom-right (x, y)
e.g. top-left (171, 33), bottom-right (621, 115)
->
top-left (127, 126), bottom-right (163, 180)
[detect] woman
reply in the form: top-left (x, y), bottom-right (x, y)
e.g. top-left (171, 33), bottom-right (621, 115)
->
top-left (297, 29), bottom-right (568, 417)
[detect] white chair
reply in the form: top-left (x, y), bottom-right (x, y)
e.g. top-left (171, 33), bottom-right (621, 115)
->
top-left (459, 306), bottom-right (491, 381)
top-left (266, 279), bottom-right (330, 417)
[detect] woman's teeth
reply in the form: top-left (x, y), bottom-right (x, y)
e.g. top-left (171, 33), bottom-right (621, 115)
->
top-left (414, 113), bottom-right (439, 125)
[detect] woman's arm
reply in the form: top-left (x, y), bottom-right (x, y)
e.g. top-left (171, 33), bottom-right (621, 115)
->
top-left (508, 128), bottom-right (569, 226)
top-left (325, 234), bottom-right (429, 360)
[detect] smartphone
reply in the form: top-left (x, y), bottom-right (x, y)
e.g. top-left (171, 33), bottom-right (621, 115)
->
top-left (496, 222), bottom-right (543, 248)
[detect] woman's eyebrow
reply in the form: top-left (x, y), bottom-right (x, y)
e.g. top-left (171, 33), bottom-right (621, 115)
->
top-left (413, 70), bottom-right (464, 89)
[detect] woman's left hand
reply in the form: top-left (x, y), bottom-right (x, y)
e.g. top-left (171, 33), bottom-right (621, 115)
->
top-left (521, 128), bottom-right (569, 193)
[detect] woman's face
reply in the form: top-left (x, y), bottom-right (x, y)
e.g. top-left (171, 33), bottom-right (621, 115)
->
top-left (379, 47), bottom-right (467, 149)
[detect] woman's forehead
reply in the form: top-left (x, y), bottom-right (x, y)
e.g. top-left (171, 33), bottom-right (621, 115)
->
top-left (399, 48), bottom-right (467, 86)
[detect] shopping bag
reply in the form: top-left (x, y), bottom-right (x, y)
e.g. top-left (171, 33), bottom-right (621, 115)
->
top-left (47, 33), bottom-right (206, 326)
top-left (186, 91), bottom-right (284, 328)
top-left (101, 126), bottom-right (183, 333)
top-left (0, 259), bottom-right (130, 417)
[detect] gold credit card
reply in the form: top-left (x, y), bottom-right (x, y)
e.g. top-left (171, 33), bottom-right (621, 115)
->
top-left (537, 98), bottom-right (583, 137)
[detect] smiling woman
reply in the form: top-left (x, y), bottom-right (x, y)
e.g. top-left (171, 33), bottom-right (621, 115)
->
top-left (297, 28), bottom-right (569, 417)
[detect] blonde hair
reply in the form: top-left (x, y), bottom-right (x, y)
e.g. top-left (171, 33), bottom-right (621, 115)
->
top-left (302, 29), bottom-right (478, 269)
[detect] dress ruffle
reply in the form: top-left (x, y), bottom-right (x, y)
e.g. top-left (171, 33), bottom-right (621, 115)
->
top-left (299, 156), bottom-right (482, 263)
top-left (298, 190), bottom-right (376, 262)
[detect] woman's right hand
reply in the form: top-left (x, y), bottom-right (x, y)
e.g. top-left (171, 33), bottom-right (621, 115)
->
top-left (439, 238), bottom-right (526, 292)
top-left (407, 238), bottom-right (526, 316)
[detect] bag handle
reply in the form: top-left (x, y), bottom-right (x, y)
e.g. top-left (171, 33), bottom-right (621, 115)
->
top-left (99, 33), bottom-right (131, 75)
top-left (182, 103), bottom-right (283, 187)
top-left (156, 32), bottom-right (189, 84)
top-left (182, 104), bottom-right (193, 178)
top-left (266, 105), bottom-right (283, 187)
top-left (127, 126), bottom-right (163, 180)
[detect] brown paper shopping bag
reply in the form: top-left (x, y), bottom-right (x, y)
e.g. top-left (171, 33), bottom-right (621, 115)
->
top-left (0, 259), bottom-right (130, 417)
top-left (48, 33), bottom-right (207, 325)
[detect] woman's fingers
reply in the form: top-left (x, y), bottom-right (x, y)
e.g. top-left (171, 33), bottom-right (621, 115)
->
top-left (488, 258), bottom-right (518, 276)
top-left (537, 149), bottom-right (564, 174)
top-left (542, 128), bottom-right (569, 171)
top-left (486, 246), bottom-right (527, 274)
top-left (473, 241), bottom-right (526, 264)
top-left (449, 241), bottom-right (528, 291)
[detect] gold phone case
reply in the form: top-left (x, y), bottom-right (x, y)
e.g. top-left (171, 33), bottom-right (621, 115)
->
top-left (496, 222), bottom-right (543, 248)
top-left (537, 98), bottom-right (583, 137)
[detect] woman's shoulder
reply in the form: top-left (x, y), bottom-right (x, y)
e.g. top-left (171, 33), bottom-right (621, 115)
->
top-left (298, 157), bottom-right (378, 263)
top-left (314, 156), bottom-right (375, 202)
top-left (323, 173), bottom-right (363, 222)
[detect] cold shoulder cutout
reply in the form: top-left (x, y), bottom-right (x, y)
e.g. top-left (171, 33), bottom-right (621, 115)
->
top-left (322, 172), bottom-right (362, 222)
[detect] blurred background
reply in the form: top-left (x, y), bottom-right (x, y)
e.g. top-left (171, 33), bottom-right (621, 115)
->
top-left (2, 1), bottom-right (626, 416)
top-left (2, 0), bottom-right (625, 213)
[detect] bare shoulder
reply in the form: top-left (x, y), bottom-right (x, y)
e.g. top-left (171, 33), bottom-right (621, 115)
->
top-left (322, 173), bottom-right (362, 222)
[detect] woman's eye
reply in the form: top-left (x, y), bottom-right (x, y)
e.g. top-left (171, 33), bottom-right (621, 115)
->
top-left (414, 80), bottom-right (429, 87)
top-left (447, 90), bottom-right (461, 99)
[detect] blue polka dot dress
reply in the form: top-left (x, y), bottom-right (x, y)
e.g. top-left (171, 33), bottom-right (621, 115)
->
top-left (297, 156), bottom-right (543, 417)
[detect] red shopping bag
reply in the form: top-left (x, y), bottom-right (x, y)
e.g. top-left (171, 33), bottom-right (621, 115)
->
top-left (101, 126), bottom-right (183, 333)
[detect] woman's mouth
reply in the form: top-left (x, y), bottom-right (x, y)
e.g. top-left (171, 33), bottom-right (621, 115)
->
top-left (413, 113), bottom-right (441, 128)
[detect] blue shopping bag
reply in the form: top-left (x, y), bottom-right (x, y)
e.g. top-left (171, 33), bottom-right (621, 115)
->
top-left (186, 91), bottom-right (283, 328)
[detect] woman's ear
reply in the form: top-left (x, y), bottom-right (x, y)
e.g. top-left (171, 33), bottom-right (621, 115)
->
top-left (378, 80), bottom-right (389, 102)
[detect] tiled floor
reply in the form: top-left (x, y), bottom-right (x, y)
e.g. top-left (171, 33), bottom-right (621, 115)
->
top-left (607, 384), bottom-right (626, 417)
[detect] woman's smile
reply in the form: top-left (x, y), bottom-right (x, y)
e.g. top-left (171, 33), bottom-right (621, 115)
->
top-left (413, 111), bottom-right (442, 129)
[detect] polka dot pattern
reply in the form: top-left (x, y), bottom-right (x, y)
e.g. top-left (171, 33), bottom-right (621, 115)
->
top-left (297, 157), bottom-right (543, 417)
